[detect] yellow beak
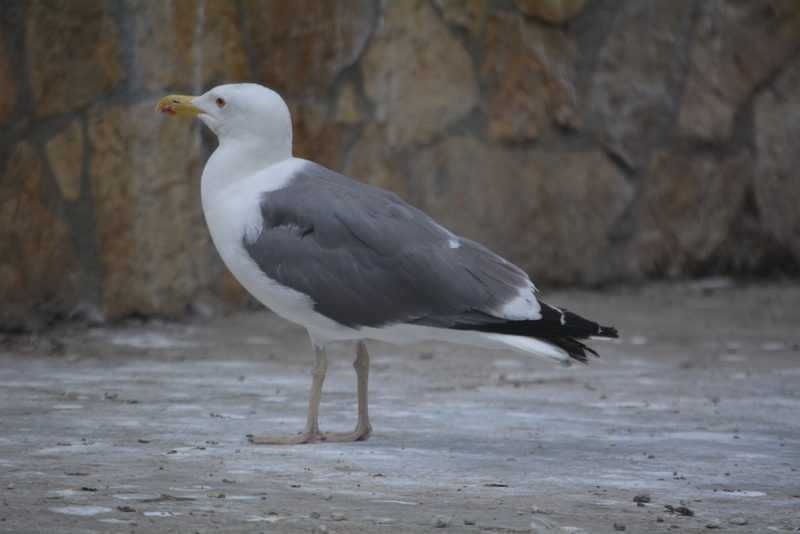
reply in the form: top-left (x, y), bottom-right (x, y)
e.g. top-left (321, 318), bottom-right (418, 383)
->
top-left (156, 94), bottom-right (202, 117)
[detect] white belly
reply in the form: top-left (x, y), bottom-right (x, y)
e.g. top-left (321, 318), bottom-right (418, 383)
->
top-left (201, 159), bottom-right (357, 344)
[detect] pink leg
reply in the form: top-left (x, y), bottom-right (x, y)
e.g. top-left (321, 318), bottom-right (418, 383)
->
top-left (320, 340), bottom-right (372, 442)
top-left (249, 344), bottom-right (327, 445)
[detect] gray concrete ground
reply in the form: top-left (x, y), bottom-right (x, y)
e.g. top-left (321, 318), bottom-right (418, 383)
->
top-left (1, 281), bottom-right (799, 534)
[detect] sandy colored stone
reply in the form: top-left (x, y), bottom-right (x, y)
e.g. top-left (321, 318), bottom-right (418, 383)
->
top-left (439, 0), bottom-right (486, 35)
top-left (512, 0), bottom-right (585, 24)
top-left (334, 81), bottom-right (362, 126)
top-left (0, 15), bottom-right (16, 124)
top-left (585, 1), bottom-right (694, 170)
top-left (45, 120), bottom-right (84, 202)
top-left (410, 138), bottom-right (633, 283)
top-left (754, 52), bottom-right (800, 263)
top-left (244, 0), bottom-right (375, 100)
top-left (288, 102), bottom-right (343, 171)
top-left (26, 0), bottom-right (123, 118)
top-left (678, 1), bottom-right (800, 142)
top-left (635, 150), bottom-right (751, 277)
top-left (362, 0), bottom-right (479, 148)
top-left (88, 103), bottom-right (212, 318)
top-left (483, 11), bottom-right (580, 143)
top-left (133, 0), bottom-right (248, 93)
top-left (0, 142), bottom-right (83, 327)
top-left (343, 122), bottom-right (407, 199)
top-left (221, 264), bottom-right (250, 308)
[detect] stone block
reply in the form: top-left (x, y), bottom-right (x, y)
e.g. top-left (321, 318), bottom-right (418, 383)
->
top-left (678, 0), bottom-right (800, 142)
top-left (343, 122), bottom-right (408, 199)
top-left (439, 0), bottom-right (486, 35)
top-left (244, 0), bottom-right (375, 100)
top-left (132, 0), bottom-right (248, 93)
top-left (362, 0), bottom-right (479, 148)
top-left (45, 120), bottom-right (84, 202)
top-left (512, 0), bottom-right (586, 24)
top-left (288, 101), bottom-right (343, 171)
top-left (635, 150), bottom-right (751, 277)
top-left (410, 137), bottom-right (633, 283)
top-left (585, 1), bottom-right (694, 170)
top-left (0, 14), bottom-right (16, 123)
top-left (0, 143), bottom-right (83, 328)
top-left (88, 103), bottom-right (212, 317)
top-left (334, 81), bottom-right (362, 126)
top-left (483, 11), bottom-right (580, 143)
top-left (754, 53), bottom-right (800, 262)
top-left (26, 0), bottom-right (123, 118)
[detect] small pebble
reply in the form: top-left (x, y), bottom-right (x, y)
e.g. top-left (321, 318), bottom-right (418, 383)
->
top-left (463, 518), bottom-right (476, 525)
top-left (633, 494), bottom-right (651, 503)
top-left (330, 511), bottom-right (347, 521)
top-left (310, 511), bottom-right (321, 519)
top-left (321, 493), bottom-right (333, 501)
top-left (315, 525), bottom-right (328, 534)
top-left (531, 505), bottom-right (549, 514)
top-left (706, 518), bottom-right (722, 529)
top-left (656, 515), bottom-right (665, 523)
top-left (729, 517), bottom-right (748, 526)
top-left (431, 515), bottom-right (453, 528)
top-left (614, 524), bottom-right (626, 531)
top-left (6, 483), bottom-right (15, 490)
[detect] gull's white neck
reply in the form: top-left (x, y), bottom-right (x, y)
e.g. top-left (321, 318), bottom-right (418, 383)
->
top-left (201, 134), bottom-right (291, 200)
top-left (198, 128), bottom-right (300, 258)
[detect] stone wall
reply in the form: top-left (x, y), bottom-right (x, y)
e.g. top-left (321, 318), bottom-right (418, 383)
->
top-left (1, 0), bottom-right (799, 329)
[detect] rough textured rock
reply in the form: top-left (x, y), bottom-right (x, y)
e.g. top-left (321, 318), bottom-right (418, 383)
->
top-left (245, 0), bottom-right (375, 100)
top-left (0, 143), bottom-right (83, 328)
top-left (362, 0), bottom-right (479, 148)
top-left (343, 122), bottom-right (408, 199)
top-left (88, 104), bottom-right (212, 317)
top-left (132, 0), bottom-right (247, 93)
top-left (221, 265), bottom-right (250, 308)
top-left (288, 102), bottom-right (343, 171)
top-left (585, 1), bottom-right (694, 170)
top-left (44, 120), bottom-right (84, 203)
top-left (4, 0), bottom-right (800, 325)
top-left (754, 53), bottom-right (800, 263)
top-left (519, 149), bottom-right (635, 283)
top-left (635, 150), bottom-right (752, 277)
top-left (0, 15), bottom-right (16, 123)
top-left (410, 137), bottom-right (633, 283)
top-left (334, 81), bottom-right (362, 126)
top-left (678, 0), bottom-right (800, 142)
top-left (483, 11), bottom-right (580, 143)
top-left (438, 0), bottom-right (486, 35)
top-left (25, 0), bottom-right (123, 118)
top-left (512, 0), bottom-right (586, 24)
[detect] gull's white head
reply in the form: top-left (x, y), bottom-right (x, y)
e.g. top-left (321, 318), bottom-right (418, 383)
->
top-left (157, 83), bottom-right (293, 158)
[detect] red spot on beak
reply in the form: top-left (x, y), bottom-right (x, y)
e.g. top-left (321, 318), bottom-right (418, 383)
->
top-left (158, 105), bottom-right (178, 116)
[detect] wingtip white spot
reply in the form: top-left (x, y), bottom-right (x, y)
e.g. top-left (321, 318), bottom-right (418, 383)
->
top-left (498, 283), bottom-right (542, 321)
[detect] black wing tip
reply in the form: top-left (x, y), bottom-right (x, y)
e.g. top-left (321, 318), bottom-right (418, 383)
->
top-left (568, 326), bottom-right (617, 364)
top-left (597, 325), bottom-right (619, 339)
top-left (552, 337), bottom-right (599, 365)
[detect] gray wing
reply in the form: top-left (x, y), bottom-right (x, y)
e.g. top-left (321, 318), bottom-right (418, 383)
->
top-left (244, 161), bottom-right (532, 330)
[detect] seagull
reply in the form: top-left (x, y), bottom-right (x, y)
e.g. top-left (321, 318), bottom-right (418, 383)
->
top-left (156, 83), bottom-right (618, 444)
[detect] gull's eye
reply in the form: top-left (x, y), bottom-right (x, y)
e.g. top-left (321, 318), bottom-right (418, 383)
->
top-left (216, 98), bottom-right (226, 108)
